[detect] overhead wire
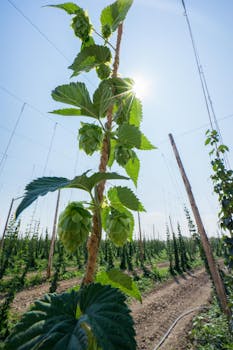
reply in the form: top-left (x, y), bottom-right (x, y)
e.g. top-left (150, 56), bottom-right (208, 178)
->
top-left (42, 122), bottom-right (58, 175)
top-left (0, 102), bottom-right (26, 170)
top-left (7, 0), bottom-right (69, 62)
top-left (0, 85), bottom-right (77, 138)
top-left (181, 0), bottom-right (231, 169)
top-left (6, 0), bottom-right (96, 90)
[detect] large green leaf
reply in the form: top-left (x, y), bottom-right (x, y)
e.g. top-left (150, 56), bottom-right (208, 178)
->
top-left (15, 177), bottom-right (72, 219)
top-left (51, 82), bottom-right (97, 118)
top-left (5, 284), bottom-right (136, 350)
top-left (125, 152), bottom-right (140, 186)
top-left (140, 133), bottom-right (156, 150)
top-left (69, 45), bottom-right (111, 77)
top-left (87, 172), bottom-right (129, 190)
top-left (50, 108), bottom-right (83, 116)
top-left (101, 0), bottom-right (133, 32)
top-left (93, 81), bottom-right (114, 118)
top-left (5, 291), bottom-right (87, 350)
top-left (48, 3), bottom-right (80, 14)
top-left (16, 172), bottom-right (128, 218)
top-left (96, 269), bottom-right (141, 302)
top-left (129, 98), bottom-right (142, 127)
top-left (118, 124), bottom-right (155, 150)
top-left (108, 186), bottom-right (145, 212)
top-left (79, 284), bottom-right (136, 350)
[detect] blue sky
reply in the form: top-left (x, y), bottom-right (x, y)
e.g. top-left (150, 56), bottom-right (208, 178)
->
top-left (0, 0), bottom-right (232, 239)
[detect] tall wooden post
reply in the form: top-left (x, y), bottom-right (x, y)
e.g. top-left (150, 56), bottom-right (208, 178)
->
top-left (47, 189), bottom-right (61, 279)
top-left (169, 133), bottom-right (230, 318)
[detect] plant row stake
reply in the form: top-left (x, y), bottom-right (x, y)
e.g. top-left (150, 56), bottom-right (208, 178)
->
top-left (168, 133), bottom-right (231, 319)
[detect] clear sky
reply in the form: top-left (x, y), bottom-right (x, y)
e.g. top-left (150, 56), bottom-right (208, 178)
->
top-left (0, 0), bottom-right (233, 240)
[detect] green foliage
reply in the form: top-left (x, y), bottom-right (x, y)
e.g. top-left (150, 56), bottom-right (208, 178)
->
top-left (101, 0), bottom-right (133, 33)
top-left (125, 152), bottom-right (140, 186)
top-left (190, 298), bottom-right (233, 349)
top-left (58, 202), bottom-right (92, 253)
top-left (96, 63), bottom-right (111, 80)
top-left (117, 124), bottom-right (155, 150)
top-left (69, 45), bottom-right (112, 77)
top-left (96, 268), bottom-right (141, 302)
top-left (108, 186), bottom-right (144, 212)
top-left (205, 129), bottom-right (233, 269)
top-left (15, 177), bottom-right (71, 218)
top-left (115, 145), bottom-right (134, 166)
top-left (106, 208), bottom-right (131, 246)
top-left (16, 172), bottom-right (128, 218)
top-left (71, 8), bottom-right (92, 42)
top-left (5, 284), bottom-right (136, 350)
top-left (48, 3), bottom-right (79, 15)
top-left (51, 82), bottom-right (96, 118)
top-left (79, 123), bottom-right (103, 155)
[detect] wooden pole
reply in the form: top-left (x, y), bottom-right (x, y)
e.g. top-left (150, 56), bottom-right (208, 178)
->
top-left (47, 189), bottom-right (61, 279)
top-left (168, 133), bottom-right (230, 318)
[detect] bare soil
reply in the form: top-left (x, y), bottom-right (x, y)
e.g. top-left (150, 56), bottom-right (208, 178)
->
top-left (11, 267), bottom-right (211, 350)
top-left (131, 267), bottom-right (211, 350)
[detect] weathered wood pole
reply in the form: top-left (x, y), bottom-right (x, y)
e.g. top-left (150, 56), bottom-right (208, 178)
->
top-left (169, 133), bottom-right (230, 318)
top-left (47, 189), bottom-right (61, 279)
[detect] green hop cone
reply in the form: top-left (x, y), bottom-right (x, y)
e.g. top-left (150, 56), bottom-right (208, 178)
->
top-left (115, 145), bottom-right (134, 166)
top-left (96, 63), bottom-right (111, 80)
top-left (102, 24), bottom-right (112, 39)
top-left (71, 9), bottom-right (92, 42)
top-left (106, 209), bottom-right (131, 247)
top-left (79, 123), bottom-right (103, 155)
top-left (58, 202), bottom-right (91, 253)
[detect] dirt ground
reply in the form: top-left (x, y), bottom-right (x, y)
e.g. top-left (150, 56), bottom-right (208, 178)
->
top-left (132, 267), bottom-right (211, 350)
top-left (11, 267), bottom-right (211, 350)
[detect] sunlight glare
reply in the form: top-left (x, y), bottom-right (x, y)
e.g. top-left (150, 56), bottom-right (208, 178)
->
top-left (132, 76), bottom-right (149, 99)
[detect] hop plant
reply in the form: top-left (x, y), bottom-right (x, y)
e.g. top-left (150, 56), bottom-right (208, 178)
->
top-left (96, 63), bottom-right (111, 80)
top-left (115, 145), bottom-right (134, 166)
top-left (79, 123), bottom-right (103, 155)
top-left (71, 9), bottom-right (92, 42)
top-left (102, 24), bottom-right (112, 39)
top-left (106, 209), bottom-right (131, 247)
top-left (58, 202), bottom-right (91, 253)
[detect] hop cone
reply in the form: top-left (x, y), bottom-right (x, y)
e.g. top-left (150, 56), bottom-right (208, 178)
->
top-left (106, 209), bottom-right (131, 247)
top-left (115, 145), bottom-right (133, 166)
top-left (71, 9), bottom-right (92, 42)
top-left (79, 123), bottom-right (103, 155)
top-left (58, 202), bottom-right (91, 253)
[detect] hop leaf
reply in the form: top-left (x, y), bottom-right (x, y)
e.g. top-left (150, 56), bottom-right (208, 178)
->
top-left (79, 123), bottom-right (103, 155)
top-left (5, 284), bottom-right (136, 350)
top-left (58, 202), bottom-right (92, 253)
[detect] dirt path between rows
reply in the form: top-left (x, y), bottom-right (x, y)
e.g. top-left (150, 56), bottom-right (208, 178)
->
top-left (11, 267), bottom-right (211, 349)
top-left (132, 267), bottom-right (211, 350)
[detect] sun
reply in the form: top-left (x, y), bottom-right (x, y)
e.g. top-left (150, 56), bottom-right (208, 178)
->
top-left (132, 76), bottom-right (149, 99)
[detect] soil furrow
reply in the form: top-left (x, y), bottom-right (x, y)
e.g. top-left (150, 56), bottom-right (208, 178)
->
top-left (131, 268), bottom-right (211, 350)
